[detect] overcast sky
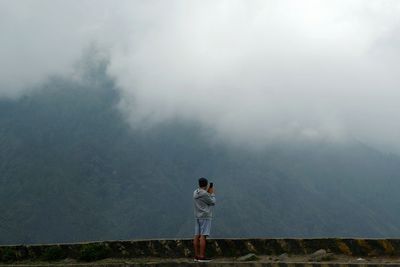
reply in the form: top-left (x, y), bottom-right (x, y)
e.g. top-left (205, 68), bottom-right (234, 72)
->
top-left (1, 0), bottom-right (400, 150)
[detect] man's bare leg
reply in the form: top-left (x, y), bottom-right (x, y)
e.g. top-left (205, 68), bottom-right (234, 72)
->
top-left (193, 235), bottom-right (200, 258)
top-left (199, 235), bottom-right (206, 258)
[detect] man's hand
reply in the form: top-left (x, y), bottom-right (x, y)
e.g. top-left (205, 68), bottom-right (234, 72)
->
top-left (207, 187), bottom-right (214, 194)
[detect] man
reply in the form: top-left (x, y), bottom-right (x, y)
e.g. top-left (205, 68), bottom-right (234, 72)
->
top-left (193, 177), bottom-right (216, 262)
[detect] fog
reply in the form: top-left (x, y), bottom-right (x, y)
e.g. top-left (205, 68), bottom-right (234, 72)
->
top-left (1, 0), bottom-right (400, 150)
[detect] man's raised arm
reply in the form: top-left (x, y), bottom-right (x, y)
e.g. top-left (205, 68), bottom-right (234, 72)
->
top-left (203, 188), bottom-right (216, 206)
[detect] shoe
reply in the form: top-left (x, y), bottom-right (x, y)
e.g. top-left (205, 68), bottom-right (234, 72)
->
top-left (197, 257), bottom-right (212, 262)
top-left (194, 256), bottom-right (199, 262)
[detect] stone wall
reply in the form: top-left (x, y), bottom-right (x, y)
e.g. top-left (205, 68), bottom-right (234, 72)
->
top-left (0, 238), bottom-right (399, 262)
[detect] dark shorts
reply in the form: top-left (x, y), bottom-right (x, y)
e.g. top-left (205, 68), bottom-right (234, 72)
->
top-left (194, 218), bottom-right (211, 236)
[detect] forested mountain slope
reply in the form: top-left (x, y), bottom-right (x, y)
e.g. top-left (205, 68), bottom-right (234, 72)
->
top-left (1, 64), bottom-right (400, 245)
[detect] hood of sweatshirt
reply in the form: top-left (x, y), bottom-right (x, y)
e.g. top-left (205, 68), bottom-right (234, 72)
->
top-left (193, 188), bottom-right (208, 199)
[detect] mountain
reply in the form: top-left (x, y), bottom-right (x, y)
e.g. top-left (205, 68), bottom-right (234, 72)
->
top-left (1, 61), bottom-right (400, 245)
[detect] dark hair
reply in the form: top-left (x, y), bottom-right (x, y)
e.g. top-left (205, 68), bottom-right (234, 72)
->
top-left (198, 177), bottom-right (208, 188)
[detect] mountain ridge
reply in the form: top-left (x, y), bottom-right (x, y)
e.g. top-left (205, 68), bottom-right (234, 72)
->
top-left (1, 64), bottom-right (400, 245)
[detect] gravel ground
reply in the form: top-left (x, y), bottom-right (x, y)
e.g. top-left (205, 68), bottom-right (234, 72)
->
top-left (3, 255), bottom-right (400, 266)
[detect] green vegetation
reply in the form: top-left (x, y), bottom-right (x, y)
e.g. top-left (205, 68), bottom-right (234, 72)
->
top-left (41, 246), bottom-right (66, 261)
top-left (0, 247), bottom-right (16, 262)
top-left (79, 243), bottom-right (112, 261)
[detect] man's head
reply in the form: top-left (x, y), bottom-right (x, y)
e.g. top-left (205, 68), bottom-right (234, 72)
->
top-left (198, 177), bottom-right (208, 188)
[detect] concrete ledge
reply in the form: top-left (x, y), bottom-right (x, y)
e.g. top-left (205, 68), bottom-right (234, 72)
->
top-left (1, 238), bottom-right (400, 263)
top-left (2, 262), bottom-right (400, 267)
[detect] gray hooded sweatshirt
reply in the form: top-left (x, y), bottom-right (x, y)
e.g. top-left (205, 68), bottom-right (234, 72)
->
top-left (193, 188), bottom-right (216, 219)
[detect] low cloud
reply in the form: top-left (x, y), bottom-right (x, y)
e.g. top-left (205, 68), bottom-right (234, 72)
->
top-left (1, 0), bottom-right (400, 150)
